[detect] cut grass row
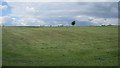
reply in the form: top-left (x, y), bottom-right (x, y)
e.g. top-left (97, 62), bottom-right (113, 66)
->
top-left (2, 26), bottom-right (118, 66)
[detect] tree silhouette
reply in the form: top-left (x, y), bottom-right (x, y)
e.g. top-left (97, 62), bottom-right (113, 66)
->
top-left (71, 21), bottom-right (75, 26)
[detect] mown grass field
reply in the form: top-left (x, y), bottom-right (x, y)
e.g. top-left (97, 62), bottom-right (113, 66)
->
top-left (0, 26), bottom-right (2, 67)
top-left (2, 26), bottom-right (118, 66)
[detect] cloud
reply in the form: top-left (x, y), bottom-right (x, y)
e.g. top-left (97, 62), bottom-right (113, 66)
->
top-left (0, 1), bottom-right (11, 16)
top-left (2, 2), bottom-right (118, 26)
top-left (74, 15), bottom-right (118, 26)
top-left (0, 5), bottom-right (7, 10)
top-left (76, 2), bottom-right (118, 18)
top-left (75, 15), bottom-right (91, 21)
top-left (5, 0), bottom-right (119, 2)
top-left (0, 16), bottom-right (15, 26)
top-left (0, 17), bottom-right (3, 25)
top-left (26, 7), bottom-right (36, 14)
top-left (2, 16), bottom-right (14, 25)
top-left (91, 18), bottom-right (118, 25)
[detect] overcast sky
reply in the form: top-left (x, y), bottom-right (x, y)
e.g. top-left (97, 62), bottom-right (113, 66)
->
top-left (0, 0), bottom-right (118, 26)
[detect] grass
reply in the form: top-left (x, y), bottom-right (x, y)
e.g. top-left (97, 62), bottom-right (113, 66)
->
top-left (2, 26), bottom-right (118, 66)
top-left (0, 26), bottom-right (2, 67)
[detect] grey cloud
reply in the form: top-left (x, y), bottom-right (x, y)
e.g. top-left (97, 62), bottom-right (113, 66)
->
top-left (35, 2), bottom-right (118, 18)
top-left (5, 2), bottom-right (118, 26)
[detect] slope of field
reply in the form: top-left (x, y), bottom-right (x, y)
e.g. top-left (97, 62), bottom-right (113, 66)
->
top-left (0, 26), bottom-right (2, 67)
top-left (2, 26), bottom-right (118, 66)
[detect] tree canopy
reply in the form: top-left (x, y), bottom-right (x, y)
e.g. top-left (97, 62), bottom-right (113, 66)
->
top-left (71, 21), bottom-right (75, 26)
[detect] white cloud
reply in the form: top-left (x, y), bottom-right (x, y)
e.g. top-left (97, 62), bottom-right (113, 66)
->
top-left (10, 16), bottom-right (46, 26)
top-left (75, 15), bottom-right (91, 21)
top-left (105, 18), bottom-right (118, 25)
top-left (0, 17), bottom-right (3, 25)
top-left (26, 7), bottom-right (36, 14)
top-left (6, 2), bottom-right (44, 26)
top-left (3, 2), bottom-right (118, 26)
top-left (74, 15), bottom-right (118, 26)
top-left (91, 18), bottom-right (118, 25)
top-left (5, 0), bottom-right (119, 2)
top-left (0, 5), bottom-right (7, 10)
top-left (3, 16), bottom-right (13, 25)
top-left (0, 16), bottom-right (10, 24)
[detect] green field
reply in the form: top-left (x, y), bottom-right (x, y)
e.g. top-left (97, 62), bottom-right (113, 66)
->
top-left (2, 26), bottom-right (118, 66)
top-left (0, 26), bottom-right (2, 67)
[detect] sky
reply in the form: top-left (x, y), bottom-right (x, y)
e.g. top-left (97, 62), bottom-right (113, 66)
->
top-left (0, 0), bottom-right (119, 26)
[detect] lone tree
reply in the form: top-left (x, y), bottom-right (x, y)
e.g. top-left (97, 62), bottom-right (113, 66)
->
top-left (71, 21), bottom-right (75, 26)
